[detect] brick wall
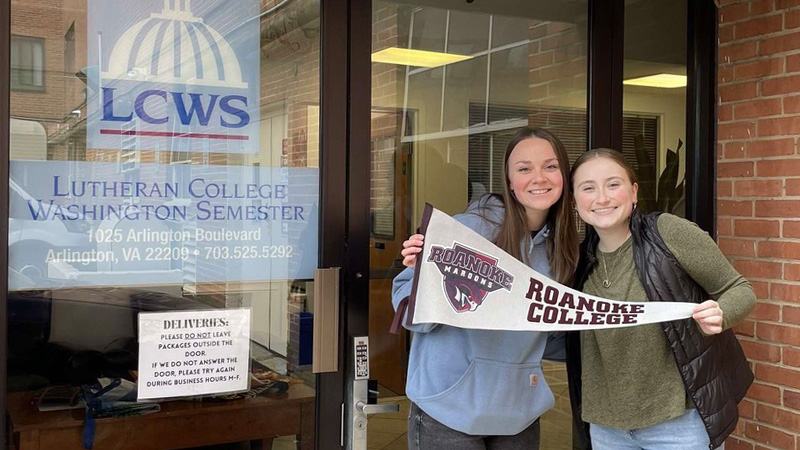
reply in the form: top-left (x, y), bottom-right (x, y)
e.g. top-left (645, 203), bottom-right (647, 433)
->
top-left (718, 1), bottom-right (800, 448)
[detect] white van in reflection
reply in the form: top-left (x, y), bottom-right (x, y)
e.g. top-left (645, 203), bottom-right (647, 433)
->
top-left (8, 178), bottom-right (92, 285)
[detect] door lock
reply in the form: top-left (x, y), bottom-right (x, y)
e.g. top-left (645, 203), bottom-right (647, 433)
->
top-left (346, 336), bottom-right (400, 450)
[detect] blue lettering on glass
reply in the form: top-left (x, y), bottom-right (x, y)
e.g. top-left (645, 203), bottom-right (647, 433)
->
top-left (101, 89), bottom-right (249, 129)
top-left (134, 90), bottom-right (169, 124)
top-left (219, 95), bottom-right (250, 128)
top-left (172, 92), bottom-right (218, 126)
top-left (102, 88), bottom-right (133, 122)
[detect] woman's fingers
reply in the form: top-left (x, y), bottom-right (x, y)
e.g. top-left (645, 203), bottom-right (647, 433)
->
top-left (401, 234), bottom-right (424, 267)
top-left (692, 300), bottom-right (723, 334)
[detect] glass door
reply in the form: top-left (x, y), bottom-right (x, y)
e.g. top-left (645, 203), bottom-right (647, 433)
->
top-left (367, 1), bottom-right (590, 449)
top-left (5, 0), bottom-right (341, 449)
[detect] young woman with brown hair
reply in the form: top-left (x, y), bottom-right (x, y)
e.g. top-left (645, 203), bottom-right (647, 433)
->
top-left (391, 127), bottom-right (579, 450)
top-left (567, 148), bottom-right (755, 450)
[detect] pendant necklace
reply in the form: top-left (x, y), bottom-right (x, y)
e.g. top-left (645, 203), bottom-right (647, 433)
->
top-left (600, 252), bottom-right (620, 288)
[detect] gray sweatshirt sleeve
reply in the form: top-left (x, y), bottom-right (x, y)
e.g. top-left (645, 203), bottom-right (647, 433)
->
top-left (657, 214), bottom-right (756, 330)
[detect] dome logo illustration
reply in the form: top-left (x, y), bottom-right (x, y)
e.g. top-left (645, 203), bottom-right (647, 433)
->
top-left (87, 0), bottom-right (260, 154)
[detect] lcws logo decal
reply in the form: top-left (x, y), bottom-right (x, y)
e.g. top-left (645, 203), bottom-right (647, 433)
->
top-left (427, 243), bottom-right (513, 313)
top-left (88, 0), bottom-right (260, 153)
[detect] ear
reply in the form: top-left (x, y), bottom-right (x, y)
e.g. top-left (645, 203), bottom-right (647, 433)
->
top-left (632, 181), bottom-right (639, 203)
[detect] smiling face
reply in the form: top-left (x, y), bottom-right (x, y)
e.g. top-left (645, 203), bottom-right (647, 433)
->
top-left (506, 137), bottom-right (564, 229)
top-left (572, 156), bottom-right (639, 233)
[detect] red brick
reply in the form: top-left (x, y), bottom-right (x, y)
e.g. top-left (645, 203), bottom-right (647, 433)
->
top-left (735, 59), bottom-right (784, 81)
top-left (725, 141), bottom-right (746, 158)
top-left (721, 3), bottom-right (751, 24)
top-left (785, 263), bottom-right (800, 281)
top-left (734, 259), bottom-right (782, 278)
top-left (787, 54), bottom-right (800, 73)
top-left (757, 323), bottom-right (800, 345)
top-left (720, 103), bottom-right (734, 121)
top-left (745, 421), bottom-right (795, 448)
top-left (720, 161), bottom-right (755, 177)
top-left (741, 340), bottom-right (782, 363)
top-left (756, 200), bottom-right (800, 217)
top-left (755, 302), bottom-right (783, 320)
top-left (786, 389), bottom-right (800, 411)
top-left (735, 99), bottom-right (782, 119)
top-left (719, 63), bottom-right (735, 82)
top-left (757, 116), bottom-right (800, 136)
top-left (758, 159), bottom-right (800, 176)
top-left (762, 75), bottom-right (800, 95)
top-left (719, 217), bottom-right (734, 235)
top-left (751, 0), bottom-right (774, 15)
top-left (721, 121), bottom-right (757, 140)
top-left (720, 25), bottom-right (735, 45)
top-left (787, 179), bottom-right (800, 195)
top-left (759, 240), bottom-right (800, 258)
top-left (719, 200), bottom-right (754, 217)
top-left (719, 180), bottom-right (734, 198)
top-left (756, 363), bottom-right (800, 389)
top-left (735, 219), bottom-right (780, 237)
top-left (756, 404), bottom-right (800, 431)
top-left (726, 437), bottom-right (754, 450)
top-left (734, 180), bottom-right (782, 197)
top-left (761, 31), bottom-right (800, 55)
top-left (788, 10), bottom-right (800, 29)
top-left (748, 380), bottom-right (783, 401)
top-left (786, 306), bottom-right (800, 325)
top-left (784, 221), bottom-right (800, 238)
top-left (752, 280), bottom-right (770, 299)
top-left (735, 319), bottom-right (756, 337)
top-left (720, 237), bottom-right (757, 256)
top-left (741, 403), bottom-right (756, 422)
top-left (785, 347), bottom-right (800, 367)
top-left (771, 282), bottom-right (800, 301)
top-left (719, 82), bottom-right (758, 102)
top-left (778, 0), bottom-right (800, 9)
top-left (735, 15), bottom-right (783, 39)
top-left (746, 138), bottom-right (795, 157)
top-left (722, 41), bottom-right (759, 63)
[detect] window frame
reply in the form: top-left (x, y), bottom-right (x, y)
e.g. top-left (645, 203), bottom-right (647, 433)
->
top-left (10, 35), bottom-right (46, 93)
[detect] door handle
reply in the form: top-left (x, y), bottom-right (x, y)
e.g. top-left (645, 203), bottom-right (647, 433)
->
top-left (356, 401), bottom-right (400, 415)
top-left (346, 336), bottom-right (400, 450)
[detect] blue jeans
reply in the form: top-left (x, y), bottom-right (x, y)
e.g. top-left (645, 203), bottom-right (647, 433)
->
top-left (590, 409), bottom-right (713, 450)
top-left (408, 402), bottom-right (540, 450)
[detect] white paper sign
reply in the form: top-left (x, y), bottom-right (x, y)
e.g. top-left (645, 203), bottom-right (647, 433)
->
top-left (407, 204), bottom-right (696, 331)
top-left (137, 309), bottom-right (251, 400)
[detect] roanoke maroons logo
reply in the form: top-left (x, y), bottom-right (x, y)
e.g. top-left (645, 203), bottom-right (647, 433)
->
top-left (427, 243), bottom-right (514, 313)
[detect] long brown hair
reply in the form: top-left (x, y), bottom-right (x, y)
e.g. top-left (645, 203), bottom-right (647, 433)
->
top-left (490, 127), bottom-right (578, 285)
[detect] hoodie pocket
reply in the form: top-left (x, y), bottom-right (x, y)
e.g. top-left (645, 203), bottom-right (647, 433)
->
top-left (415, 358), bottom-right (555, 435)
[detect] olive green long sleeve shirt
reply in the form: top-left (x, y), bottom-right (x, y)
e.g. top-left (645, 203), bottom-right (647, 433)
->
top-left (580, 213), bottom-right (755, 429)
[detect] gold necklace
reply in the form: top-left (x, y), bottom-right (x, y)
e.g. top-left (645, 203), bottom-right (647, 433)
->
top-left (600, 252), bottom-right (620, 288)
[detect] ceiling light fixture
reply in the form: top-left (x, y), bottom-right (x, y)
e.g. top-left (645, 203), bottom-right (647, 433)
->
top-left (623, 73), bottom-right (687, 89)
top-left (372, 48), bottom-right (472, 68)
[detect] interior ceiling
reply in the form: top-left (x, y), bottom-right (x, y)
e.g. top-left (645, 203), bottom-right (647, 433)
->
top-left (384, 0), bottom-right (687, 67)
top-left (385, 0), bottom-right (588, 23)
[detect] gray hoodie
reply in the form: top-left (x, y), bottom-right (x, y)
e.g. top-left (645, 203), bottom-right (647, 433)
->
top-left (392, 195), bottom-right (565, 435)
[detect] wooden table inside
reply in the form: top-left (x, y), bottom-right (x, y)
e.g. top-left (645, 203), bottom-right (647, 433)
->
top-left (7, 385), bottom-right (315, 450)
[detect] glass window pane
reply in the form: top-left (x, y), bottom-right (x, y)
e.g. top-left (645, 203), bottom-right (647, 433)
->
top-left (370, 1), bottom-right (588, 448)
top-left (9, 0), bottom-right (321, 446)
top-left (623, 0), bottom-right (687, 216)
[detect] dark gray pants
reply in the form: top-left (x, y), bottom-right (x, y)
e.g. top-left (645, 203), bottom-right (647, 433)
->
top-left (408, 403), bottom-right (541, 450)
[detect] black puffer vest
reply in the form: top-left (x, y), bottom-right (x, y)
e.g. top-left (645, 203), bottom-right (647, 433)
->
top-left (566, 210), bottom-right (753, 449)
